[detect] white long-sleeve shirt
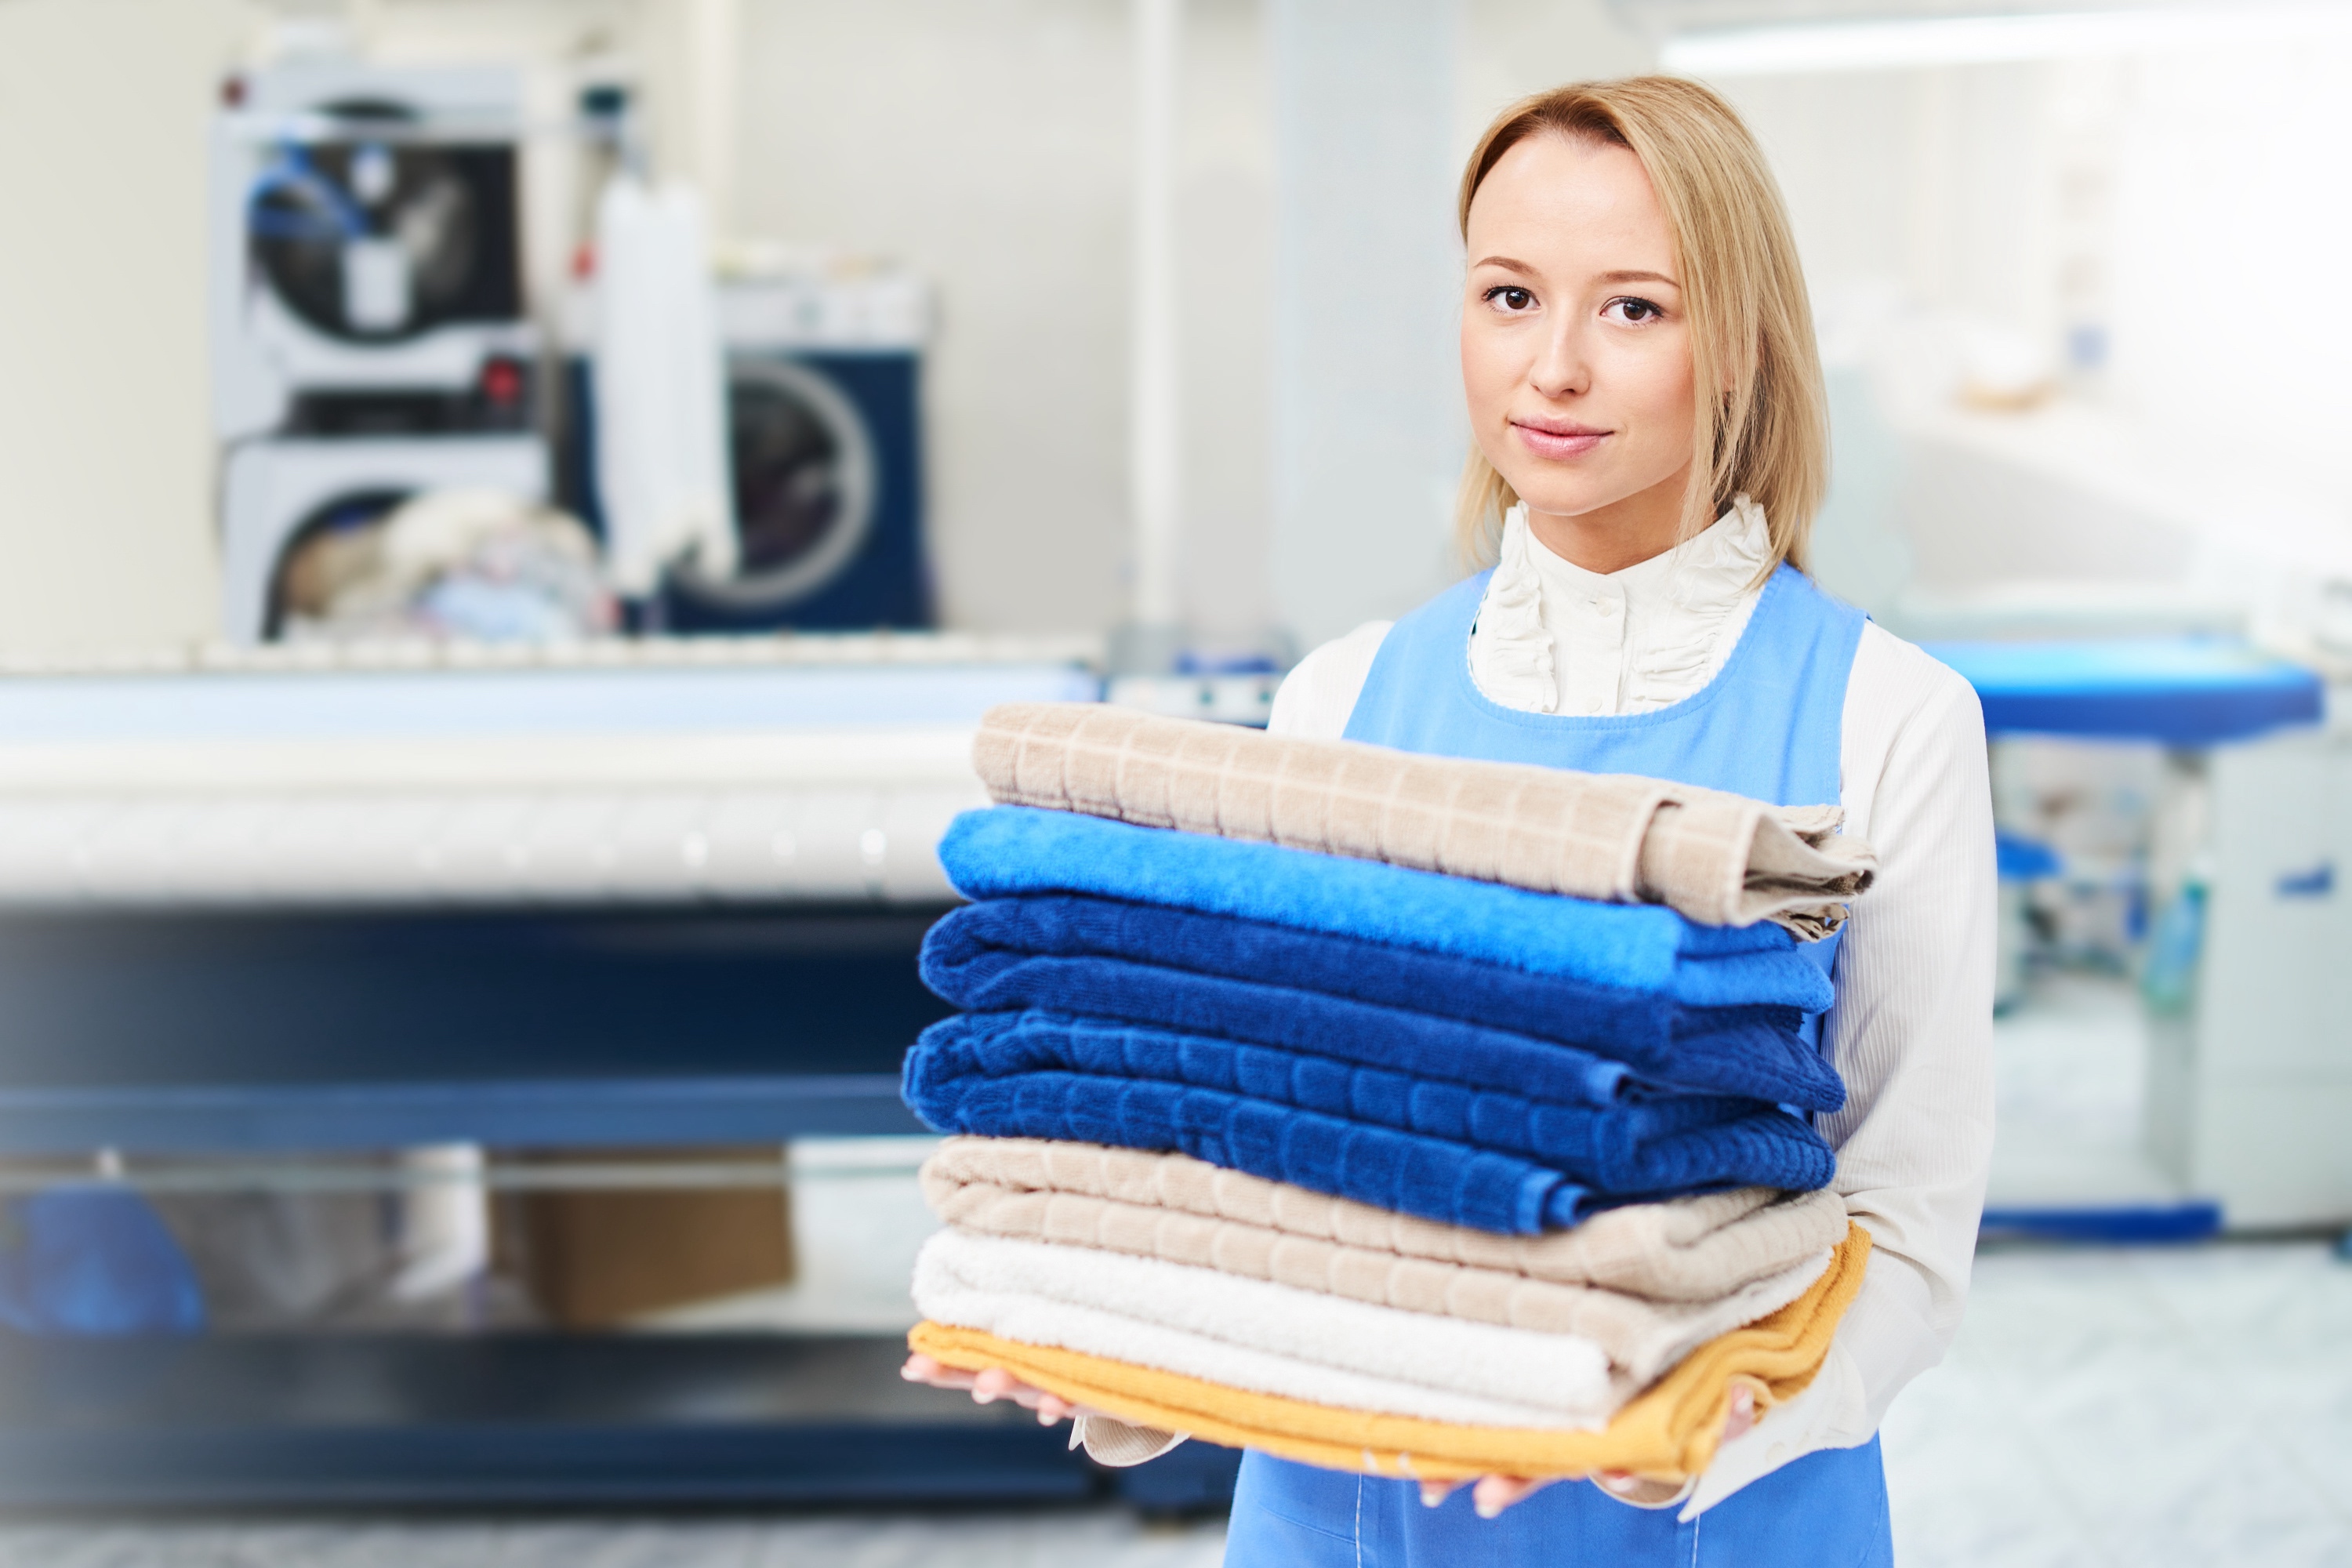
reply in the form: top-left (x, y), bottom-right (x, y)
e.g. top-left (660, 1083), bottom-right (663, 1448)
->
top-left (1265, 503), bottom-right (1996, 1515)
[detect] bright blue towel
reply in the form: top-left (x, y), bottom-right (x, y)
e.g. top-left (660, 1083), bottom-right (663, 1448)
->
top-left (902, 1012), bottom-right (1834, 1227)
top-left (937, 808), bottom-right (1835, 1014)
top-left (922, 897), bottom-right (1846, 1112)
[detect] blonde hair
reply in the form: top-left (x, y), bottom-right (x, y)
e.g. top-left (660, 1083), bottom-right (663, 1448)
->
top-left (1453, 77), bottom-right (1827, 576)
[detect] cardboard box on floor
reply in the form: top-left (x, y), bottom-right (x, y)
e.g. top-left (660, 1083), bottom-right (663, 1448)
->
top-left (494, 1146), bottom-right (794, 1328)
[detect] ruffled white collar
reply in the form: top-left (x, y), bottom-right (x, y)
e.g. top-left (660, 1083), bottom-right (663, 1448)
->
top-left (1471, 494), bottom-right (1773, 716)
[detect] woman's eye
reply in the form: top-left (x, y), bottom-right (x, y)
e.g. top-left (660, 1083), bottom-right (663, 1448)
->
top-left (1604, 296), bottom-right (1664, 324)
top-left (1483, 285), bottom-right (1535, 312)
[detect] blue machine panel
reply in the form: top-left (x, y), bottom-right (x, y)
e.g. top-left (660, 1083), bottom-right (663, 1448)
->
top-left (666, 350), bottom-right (932, 633)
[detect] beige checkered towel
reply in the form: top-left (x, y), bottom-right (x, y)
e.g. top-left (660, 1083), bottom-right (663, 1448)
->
top-left (920, 1138), bottom-right (1848, 1305)
top-left (971, 703), bottom-right (1875, 936)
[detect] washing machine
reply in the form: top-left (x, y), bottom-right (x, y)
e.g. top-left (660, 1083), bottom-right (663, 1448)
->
top-left (220, 437), bottom-right (550, 644)
top-left (635, 270), bottom-right (934, 633)
top-left (209, 59), bottom-right (536, 444)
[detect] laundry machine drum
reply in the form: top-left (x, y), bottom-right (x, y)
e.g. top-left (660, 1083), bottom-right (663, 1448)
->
top-left (264, 487), bottom-right (412, 637)
top-left (672, 357), bottom-right (879, 612)
top-left (249, 104), bottom-right (521, 344)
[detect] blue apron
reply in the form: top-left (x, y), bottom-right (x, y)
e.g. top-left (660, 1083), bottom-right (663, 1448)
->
top-left (1223, 561), bottom-right (1886, 1568)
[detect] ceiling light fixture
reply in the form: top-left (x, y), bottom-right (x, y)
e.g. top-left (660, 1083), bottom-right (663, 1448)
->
top-left (1661, 5), bottom-right (2352, 75)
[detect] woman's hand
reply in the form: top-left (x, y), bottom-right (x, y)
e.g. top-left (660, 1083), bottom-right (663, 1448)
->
top-left (901, 1352), bottom-right (1105, 1427)
top-left (1419, 1385), bottom-right (1759, 1517)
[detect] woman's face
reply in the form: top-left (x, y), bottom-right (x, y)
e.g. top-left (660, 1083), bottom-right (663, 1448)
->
top-left (1460, 132), bottom-right (1696, 546)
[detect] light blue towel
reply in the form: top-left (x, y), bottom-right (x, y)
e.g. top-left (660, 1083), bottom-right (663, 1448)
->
top-left (937, 808), bottom-right (1834, 1014)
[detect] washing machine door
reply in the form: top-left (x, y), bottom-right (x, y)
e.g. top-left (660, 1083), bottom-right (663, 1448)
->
top-left (265, 487), bottom-right (412, 638)
top-left (249, 101), bottom-right (521, 345)
top-left (668, 357), bottom-right (878, 616)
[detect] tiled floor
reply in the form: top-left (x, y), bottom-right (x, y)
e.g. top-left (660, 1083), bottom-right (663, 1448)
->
top-left (0, 1512), bottom-right (1229, 1568)
top-left (1877, 971), bottom-right (2352, 1565)
top-left (1881, 1240), bottom-right (2352, 1566)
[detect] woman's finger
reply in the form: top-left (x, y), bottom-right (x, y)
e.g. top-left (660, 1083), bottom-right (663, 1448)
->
top-left (1418, 1479), bottom-right (1465, 1508)
top-left (1472, 1475), bottom-right (1559, 1517)
top-left (1722, 1384), bottom-right (1759, 1443)
top-left (898, 1356), bottom-right (1108, 1428)
top-left (900, 1354), bottom-right (978, 1392)
top-left (970, 1367), bottom-right (1026, 1404)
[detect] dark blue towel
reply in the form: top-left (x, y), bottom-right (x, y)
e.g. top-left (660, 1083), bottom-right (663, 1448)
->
top-left (906, 1018), bottom-right (1594, 1233)
top-left (921, 897), bottom-right (1846, 1112)
top-left (902, 1012), bottom-right (1834, 1226)
top-left (939, 808), bottom-right (1835, 1014)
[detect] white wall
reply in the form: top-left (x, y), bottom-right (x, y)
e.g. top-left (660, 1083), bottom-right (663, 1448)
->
top-left (1718, 41), bottom-right (2352, 613)
top-left (1721, 64), bottom-right (2058, 349)
top-left (0, 0), bottom-right (250, 658)
top-left (2106, 42), bottom-right (2352, 499)
top-left (1457, 0), bottom-right (1653, 158)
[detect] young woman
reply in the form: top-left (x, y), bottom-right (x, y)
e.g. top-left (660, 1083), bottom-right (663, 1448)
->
top-left (913, 76), bottom-right (1994, 1566)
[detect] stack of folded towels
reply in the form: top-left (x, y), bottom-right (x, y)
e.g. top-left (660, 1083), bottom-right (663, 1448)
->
top-left (902, 704), bottom-right (1878, 1486)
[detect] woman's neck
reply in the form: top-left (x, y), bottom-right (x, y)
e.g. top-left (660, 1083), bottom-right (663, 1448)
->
top-left (1521, 463), bottom-right (1692, 575)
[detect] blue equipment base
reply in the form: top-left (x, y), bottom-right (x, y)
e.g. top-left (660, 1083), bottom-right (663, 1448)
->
top-left (1977, 1200), bottom-right (2224, 1245)
top-left (0, 1073), bottom-right (920, 1155)
top-left (0, 906), bottom-right (952, 1153)
top-left (0, 1331), bottom-right (1237, 1513)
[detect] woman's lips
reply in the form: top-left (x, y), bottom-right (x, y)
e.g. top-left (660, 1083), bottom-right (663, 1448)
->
top-left (1512, 419), bottom-right (1609, 460)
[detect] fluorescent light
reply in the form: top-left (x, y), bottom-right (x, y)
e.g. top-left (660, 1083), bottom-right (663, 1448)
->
top-left (1662, 5), bottom-right (2352, 76)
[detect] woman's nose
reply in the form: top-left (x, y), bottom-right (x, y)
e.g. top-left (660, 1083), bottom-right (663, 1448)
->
top-left (1529, 325), bottom-right (1591, 399)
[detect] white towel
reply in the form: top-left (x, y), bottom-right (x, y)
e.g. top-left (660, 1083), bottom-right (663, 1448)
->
top-left (593, 176), bottom-right (738, 597)
top-left (913, 1229), bottom-right (1613, 1426)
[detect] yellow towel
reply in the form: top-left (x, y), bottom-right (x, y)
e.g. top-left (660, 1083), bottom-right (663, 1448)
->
top-left (911, 1222), bottom-right (1868, 1484)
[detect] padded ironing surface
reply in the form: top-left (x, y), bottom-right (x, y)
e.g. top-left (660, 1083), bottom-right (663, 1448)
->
top-left (0, 662), bottom-right (1100, 744)
top-left (1922, 637), bottom-right (2322, 746)
top-left (0, 656), bottom-right (1102, 909)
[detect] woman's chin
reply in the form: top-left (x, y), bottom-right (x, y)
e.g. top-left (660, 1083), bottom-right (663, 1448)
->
top-left (1500, 480), bottom-right (1621, 521)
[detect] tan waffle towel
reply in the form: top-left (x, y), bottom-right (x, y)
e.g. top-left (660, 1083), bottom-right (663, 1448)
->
top-left (971, 703), bottom-right (1875, 936)
top-left (922, 1138), bottom-right (1847, 1304)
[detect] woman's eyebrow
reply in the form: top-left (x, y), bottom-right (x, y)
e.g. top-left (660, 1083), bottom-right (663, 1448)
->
top-left (1470, 258), bottom-right (1682, 289)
